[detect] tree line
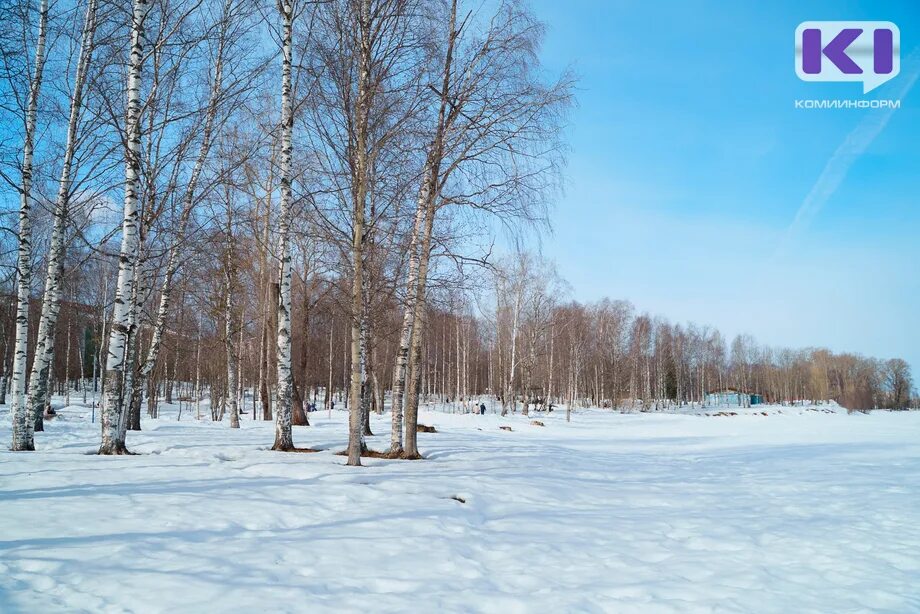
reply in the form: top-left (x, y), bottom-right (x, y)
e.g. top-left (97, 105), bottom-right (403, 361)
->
top-left (1, 0), bottom-right (912, 459)
top-left (1, 0), bottom-right (572, 459)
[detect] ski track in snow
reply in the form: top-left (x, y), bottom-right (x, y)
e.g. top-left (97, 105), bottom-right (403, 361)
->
top-left (1, 401), bottom-right (919, 613)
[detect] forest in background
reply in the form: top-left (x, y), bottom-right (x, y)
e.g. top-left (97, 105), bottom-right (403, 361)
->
top-left (1, 0), bottom-right (914, 457)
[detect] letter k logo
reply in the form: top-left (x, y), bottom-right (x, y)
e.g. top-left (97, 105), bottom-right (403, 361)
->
top-left (802, 28), bottom-right (862, 74)
top-left (795, 22), bottom-right (900, 93)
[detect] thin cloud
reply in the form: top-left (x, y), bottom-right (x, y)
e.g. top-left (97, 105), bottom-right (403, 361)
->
top-left (777, 48), bottom-right (920, 256)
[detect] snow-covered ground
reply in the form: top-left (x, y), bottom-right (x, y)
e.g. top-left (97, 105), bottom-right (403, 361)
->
top-left (2, 400), bottom-right (919, 613)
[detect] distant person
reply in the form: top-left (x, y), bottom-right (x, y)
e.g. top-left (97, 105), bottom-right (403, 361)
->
top-left (480, 402), bottom-right (486, 415)
top-left (330, 400), bottom-right (335, 410)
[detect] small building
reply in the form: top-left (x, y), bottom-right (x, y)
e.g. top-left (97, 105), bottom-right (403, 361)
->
top-left (705, 389), bottom-right (763, 407)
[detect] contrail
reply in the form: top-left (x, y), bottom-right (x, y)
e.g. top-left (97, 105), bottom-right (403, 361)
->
top-left (777, 48), bottom-right (920, 256)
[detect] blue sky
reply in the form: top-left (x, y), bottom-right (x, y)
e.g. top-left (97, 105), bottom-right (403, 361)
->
top-left (532, 0), bottom-right (920, 371)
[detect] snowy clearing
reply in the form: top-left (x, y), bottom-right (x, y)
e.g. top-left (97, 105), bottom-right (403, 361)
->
top-left (2, 402), bottom-right (920, 613)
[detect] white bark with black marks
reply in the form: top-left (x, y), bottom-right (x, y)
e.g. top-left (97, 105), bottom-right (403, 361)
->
top-left (225, 200), bottom-right (239, 428)
top-left (27, 0), bottom-right (99, 434)
top-left (401, 0), bottom-right (457, 459)
top-left (346, 0), bottom-right (372, 466)
top-left (10, 0), bottom-right (50, 452)
top-left (389, 178), bottom-right (428, 455)
top-left (272, 0), bottom-right (295, 451)
top-left (100, 0), bottom-right (149, 455)
top-left (502, 283), bottom-right (522, 417)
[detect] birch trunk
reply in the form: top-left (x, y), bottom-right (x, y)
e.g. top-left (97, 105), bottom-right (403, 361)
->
top-left (94, 277), bottom-right (107, 396)
top-left (548, 323), bottom-right (554, 405)
top-left (119, 262), bottom-right (142, 438)
top-left (263, 283), bottom-right (278, 421)
top-left (398, 0), bottom-right (458, 459)
top-left (455, 316), bottom-right (460, 407)
top-left (502, 289), bottom-right (521, 417)
top-left (372, 363), bottom-right (382, 415)
top-left (291, 273), bottom-right (310, 426)
top-left (258, 291), bottom-right (270, 419)
top-left (402, 288), bottom-right (427, 458)
top-left (64, 314), bottom-right (72, 406)
top-left (0, 330), bottom-right (9, 407)
top-left (388, 176), bottom-right (429, 455)
top-left (10, 0), bottom-right (50, 451)
top-left (326, 321), bottom-right (333, 411)
top-left (99, 0), bottom-right (149, 455)
top-left (257, 169), bottom-right (274, 421)
top-left (236, 324), bottom-right (244, 411)
top-left (402, 166), bottom-right (440, 458)
top-left (346, 0), bottom-right (372, 466)
top-left (27, 0), bottom-right (98, 433)
top-left (194, 315), bottom-right (202, 420)
top-left (225, 203), bottom-right (239, 428)
top-left (359, 304), bottom-right (371, 439)
top-left (272, 0), bottom-right (295, 451)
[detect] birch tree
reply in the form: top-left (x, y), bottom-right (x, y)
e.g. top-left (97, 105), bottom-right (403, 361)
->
top-left (342, 0), bottom-right (374, 465)
top-left (307, 0), bottom-right (423, 463)
top-left (224, 172), bottom-right (239, 428)
top-left (271, 0), bottom-right (295, 451)
top-left (500, 259), bottom-right (525, 416)
top-left (392, 0), bottom-right (461, 459)
top-left (387, 197), bottom-right (424, 455)
top-left (99, 0), bottom-right (150, 455)
top-left (10, 0), bottom-right (49, 451)
top-left (27, 0), bottom-right (99, 435)
top-left (399, 0), bottom-right (572, 458)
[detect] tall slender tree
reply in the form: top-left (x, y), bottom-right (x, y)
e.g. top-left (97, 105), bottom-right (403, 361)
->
top-left (99, 0), bottom-right (150, 455)
top-left (272, 0), bottom-right (296, 451)
top-left (27, 0), bottom-right (99, 435)
top-left (10, 0), bottom-right (50, 451)
top-left (224, 175), bottom-right (240, 428)
top-left (399, 0), bottom-right (571, 457)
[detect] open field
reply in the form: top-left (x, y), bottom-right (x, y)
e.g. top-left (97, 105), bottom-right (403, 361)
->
top-left (2, 401), bottom-right (919, 612)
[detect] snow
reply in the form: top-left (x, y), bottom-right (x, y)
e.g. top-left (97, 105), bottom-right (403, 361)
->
top-left (2, 400), bottom-right (920, 612)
